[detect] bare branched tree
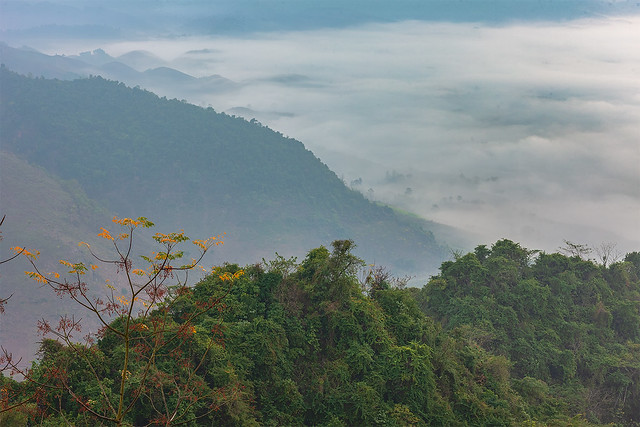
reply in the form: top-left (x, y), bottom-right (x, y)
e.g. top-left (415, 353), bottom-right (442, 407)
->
top-left (0, 215), bottom-right (24, 314)
top-left (594, 242), bottom-right (622, 267)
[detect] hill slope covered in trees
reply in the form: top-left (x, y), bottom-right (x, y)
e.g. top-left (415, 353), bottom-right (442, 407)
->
top-left (0, 151), bottom-right (116, 359)
top-left (0, 67), bottom-right (450, 275)
top-left (2, 239), bottom-right (638, 425)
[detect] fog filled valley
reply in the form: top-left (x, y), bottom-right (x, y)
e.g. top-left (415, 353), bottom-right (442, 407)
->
top-left (2, 1), bottom-right (640, 254)
top-left (1, 1), bottom-right (639, 425)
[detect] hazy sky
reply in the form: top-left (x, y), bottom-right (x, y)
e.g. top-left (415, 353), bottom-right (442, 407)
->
top-left (4, 6), bottom-right (640, 255)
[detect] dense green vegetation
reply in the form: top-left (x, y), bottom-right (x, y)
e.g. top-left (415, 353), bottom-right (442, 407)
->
top-left (417, 241), bottom-right (640, 424)
top-left (0, 67), bottom-right (448, 275)
top-left (3, 239), bottom-right (638, 425)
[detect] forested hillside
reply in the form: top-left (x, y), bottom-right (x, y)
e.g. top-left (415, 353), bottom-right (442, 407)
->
top-left (2, 239), bottom-right (638, 425)
top-left (418, 241), bottom-right (640, 424)
top-left (0, 67), bottom-right (448, 275)
top-left (0, 151), bottom-right (114, 359)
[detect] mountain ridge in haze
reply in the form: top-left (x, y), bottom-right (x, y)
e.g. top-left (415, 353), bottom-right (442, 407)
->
top-left (0, 67), bottom-right (458, 278)
top-left (0, 43), bottom-right (237, 95)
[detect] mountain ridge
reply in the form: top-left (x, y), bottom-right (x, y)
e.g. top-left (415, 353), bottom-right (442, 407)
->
top-left (0, 66), bottom-right (453, 278)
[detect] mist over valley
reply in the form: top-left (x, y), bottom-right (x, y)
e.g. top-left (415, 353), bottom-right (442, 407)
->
top-left (2, 0), bottom-right (638, 255)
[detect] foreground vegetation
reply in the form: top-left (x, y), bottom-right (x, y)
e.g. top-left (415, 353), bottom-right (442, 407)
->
top-left (2, 235), bottom-right (638, 425)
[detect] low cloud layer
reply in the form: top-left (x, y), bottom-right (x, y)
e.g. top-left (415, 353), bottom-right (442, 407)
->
top-left (23, 15), bottom-right (640, 254)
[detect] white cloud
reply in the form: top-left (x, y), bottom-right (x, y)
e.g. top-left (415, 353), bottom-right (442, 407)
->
top-left (27, 14), bottom-right (640, 253)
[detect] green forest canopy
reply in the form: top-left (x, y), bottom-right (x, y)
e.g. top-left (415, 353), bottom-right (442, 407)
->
top-left (2, 239), bottom-right (638, 426)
